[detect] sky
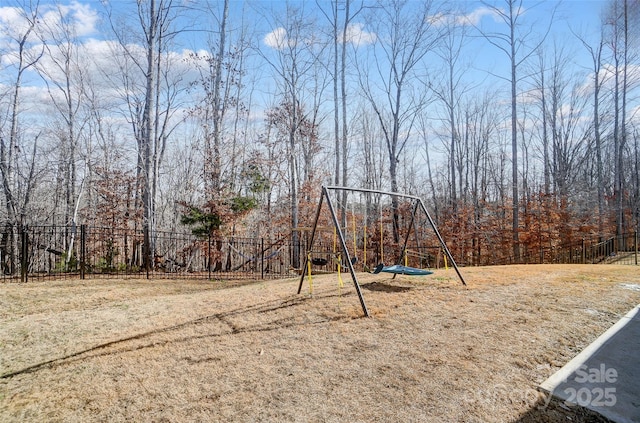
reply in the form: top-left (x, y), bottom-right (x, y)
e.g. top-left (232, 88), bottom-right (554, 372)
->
top-left (0, 0), bottom-right (612, 79)
top-left (0, 0), bottom-right (633, 152)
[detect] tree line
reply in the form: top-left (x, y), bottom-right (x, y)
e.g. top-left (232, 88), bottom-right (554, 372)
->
top-left (0, 0), bottom-right (638, 270)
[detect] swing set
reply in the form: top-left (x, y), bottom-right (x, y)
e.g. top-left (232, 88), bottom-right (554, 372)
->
top-left (297, 186), bottom-right (466, 317)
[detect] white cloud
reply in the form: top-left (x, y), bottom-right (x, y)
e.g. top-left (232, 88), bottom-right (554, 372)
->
top-left (455, 6), bottom-right (503, 26)
top-left (264, 27), bottom-right (290, 50)
top-left (588, 62), bottom-right (640, 95)
top-left (343, 22), bottom-right (376, 46)
top-left (0, 6), bottom-right (24, 26)
top-left (264, 23), bottom-right (374, 50)
top-left (0, 6), bottom-right (40, 43)
top-left (1, 2), bottom-right (98, 42)
top-left (59, 1), bottom-right (100, 37)
top-left (42, 3), bottom-right (98, 42)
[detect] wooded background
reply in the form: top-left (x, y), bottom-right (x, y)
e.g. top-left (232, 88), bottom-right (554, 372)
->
top-left (0, 0), bottom-right (638, 270)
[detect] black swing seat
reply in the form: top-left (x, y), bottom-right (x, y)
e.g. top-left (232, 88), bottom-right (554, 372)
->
top-left (310, 256), bottom-right (357, 267)
top-left (311, 257), bottom-right (328, 266)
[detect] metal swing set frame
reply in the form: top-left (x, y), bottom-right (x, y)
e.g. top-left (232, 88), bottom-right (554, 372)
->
top-left (297, 186), bottom-right (467, 317)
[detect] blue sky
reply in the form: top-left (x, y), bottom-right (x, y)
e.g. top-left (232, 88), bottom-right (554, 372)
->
top-left (0, 0), bottom-right (611, 68)
top-left (0, 1), bottom-right (613, 87)
top-left (0, 0), bottom-right (633, 146)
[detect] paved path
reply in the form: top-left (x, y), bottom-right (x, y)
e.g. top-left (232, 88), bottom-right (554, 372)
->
top-left (539, 305), bottom-right (640, 423)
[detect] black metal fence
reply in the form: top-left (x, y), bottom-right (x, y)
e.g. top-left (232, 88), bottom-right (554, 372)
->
top-left (2, 226), bottom-right (637, 282)
top-left (4, 225), bottom-right (307, 282)
top-left (499, 232), bottom-right (639, 266)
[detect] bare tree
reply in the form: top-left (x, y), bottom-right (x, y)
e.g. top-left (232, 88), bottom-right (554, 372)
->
top-left (202, 0), bottom-right (229, 197)
top-left (0, 1), bottom-right (43, 273)
top-left (316, 0), bottom-right (367, 225)
top-left (36, 4), bottom-right (91, 237)
top-left (227, 9), bottom-right (255, 194)
top-left (260, 3), bottom-right (325, 266)
top-left (188, 0), bottom-right (256, 203)
top-left (476, 0), bottom-right (555, 260)
top-left (81, 77), bottom-right (133, 228)
top-left (358, 0), bottom-right (442, 242)
top-left (431, 10), bottom-right (471, 212)
top-left (467, 94), bottom-right (499, 264)
top-left (576, 26), bottom-right (608, 235)
top-left (603, 0), bottom-right (639, 236)
top-left (106, 0), bottom-right (187, 270)
top-left (532, 49), bottom-right (551, 195)
top-left (418, 113), bottom-right (440, 221)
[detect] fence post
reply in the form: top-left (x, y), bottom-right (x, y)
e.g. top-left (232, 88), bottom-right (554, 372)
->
top-left (80, 225), bottom-right (86, 279)
top-left (20, 226), bottom-right (28, 283)
top-left (635, 231), bottom-right (638, 266)
top-left (581, 239), bottom-right (585, 264)
top-left (539, 247), bottom-right (543, 264)
top-left (145, 233), bottom-right (150, 279)
top-left (261, 238), bottom-right (265, 280)
top-left (208, 232), bottom-right (212, 280)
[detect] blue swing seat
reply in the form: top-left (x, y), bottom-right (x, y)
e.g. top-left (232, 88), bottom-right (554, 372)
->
top-left (372, 264), bottom-right (433, 276)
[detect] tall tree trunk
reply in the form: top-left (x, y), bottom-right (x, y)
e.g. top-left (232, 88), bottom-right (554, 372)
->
top-left (618, 0), bottom-right (628, 236)
top-left (578, 30), bottom-right (605, 236)
top-left (613, 40), bottom-right (622, 236)
top-left (509, 4), bottom-right (520, 261)
top-left (594, 53), bottom-right (604, 236)
top-left (210, 0), bottom-right (229, 197)
top-left (449, 65), bottom-right (457, 211)
top-left (289, 112), bottom-right (299, 267)
top-left (340, 0), bottom-right (351, 229)
top-left (332, 0), bottom-right (340, 188)
top-left (539, 54), bottom-right (551, 196)
top-left (142, 0), bottom-right (157, 272)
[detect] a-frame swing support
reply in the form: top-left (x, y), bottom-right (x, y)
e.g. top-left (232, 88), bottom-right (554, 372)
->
top-left (297, 186), bottom-right (370, 316)
top-left (297, 186), bottom-right (467, 318)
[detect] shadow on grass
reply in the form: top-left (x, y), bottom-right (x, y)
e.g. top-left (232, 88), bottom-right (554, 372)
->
top-left (0, 291), bottom-right (354, 380)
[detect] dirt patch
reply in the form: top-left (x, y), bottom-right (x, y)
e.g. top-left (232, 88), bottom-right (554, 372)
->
top-left (362, 281), bottom-right (413, 292)
top-left (1, 264), bottom-right (638, 422)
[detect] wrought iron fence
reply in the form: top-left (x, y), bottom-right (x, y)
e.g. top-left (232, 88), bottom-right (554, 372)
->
top-left (2, 225), bottom-right (308, 282)
top-left (1, 225), bottom-right (637, 282)
top-left (498, 232), bottom-right (639, 266)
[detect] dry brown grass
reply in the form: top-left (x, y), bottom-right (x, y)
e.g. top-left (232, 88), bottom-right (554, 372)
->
top-left (1, 264), bottom-right (639, 422)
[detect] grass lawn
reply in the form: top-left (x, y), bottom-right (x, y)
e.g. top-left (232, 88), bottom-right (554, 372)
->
top-left (1, 264), bottom-right (639, 422)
